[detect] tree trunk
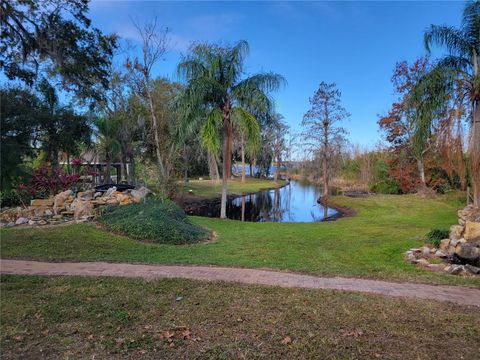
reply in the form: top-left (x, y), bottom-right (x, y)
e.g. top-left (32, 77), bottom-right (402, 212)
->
top-left (471, 100), bottom-right (480, 207)
top-left (322, 152), bottom-right (328, 198)
top-left (121, 150), bottom-right (128, 183)
top-left (104, 149), bottom-right (111, 185)
top-left (241, 134), bottom-right (246, 183)
top-left (417, 157), bottom-right (426, 190)
top-left (208, 151), bottom-right (220, 183)
top-left (250, 162), bottom-right (254, 177)
top-left (128, 151), bottom-right (136, 185)
top-left (220, 118), bottom-right (231, 219)
top-left (147, 91), bottom-right (165, 181)
top-left (51, 148), bottom-right (60, 171)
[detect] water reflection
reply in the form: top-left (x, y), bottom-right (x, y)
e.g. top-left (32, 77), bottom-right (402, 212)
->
top-left (190, 180), bottom-right (340, 222)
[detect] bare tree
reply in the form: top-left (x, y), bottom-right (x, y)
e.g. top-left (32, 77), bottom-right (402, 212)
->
top-left (302, 82), bottom-right (349, 198)
top-left (126, 17), bottom-right (170, 186)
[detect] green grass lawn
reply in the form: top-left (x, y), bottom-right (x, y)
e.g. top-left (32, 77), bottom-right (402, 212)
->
top-left (2, 192), bottom-right (478, 287)
top-left (180, 177), bottom-right (286, 198)
top-left (2, 275), bottom-right (479, 359)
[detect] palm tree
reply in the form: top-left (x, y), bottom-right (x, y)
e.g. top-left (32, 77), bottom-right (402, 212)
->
top-left (423, 0), bottom-right (480, 207)
top-left (176, 41), bottom-right (285, 218)
top-left (95, 118), bottom-right (121, 184)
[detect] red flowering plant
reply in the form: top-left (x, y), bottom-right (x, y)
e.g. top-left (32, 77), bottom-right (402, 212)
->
top-left (17, 167), bottom-right (81, 199)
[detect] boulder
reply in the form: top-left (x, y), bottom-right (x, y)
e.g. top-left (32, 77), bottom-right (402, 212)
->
top-left (53, 190), bottom-right (73, 215)
top-left (104, 187), bottom-right (117, 198)
top-left (78, 189), bottom-right (95, 201)
top-left (15, 217), bottom-right (29, 225)
top-left (465, 264), bottom-right (480, 275)
top-left (421, 246), bottom-right (431, 256)
top-left (434, 250), bottom-right (447, 258)
top-left (72, 199), bottom-right (93, 220)
top-left (131, 187), bottom-right (152, 202)
top-left (439, 239), bottom-right (450, 250)
top-left (449, 224), bottom-right (464, 241)
top-left (455, 244), bottom-right (480, 265)
top-left (416, 258), bottom-right (430, 266)
top-left (464, 220), bottom-right (480, 242)
top-left (30, 198), bottom-right (54, 207)
top-left (444, 265), bottom-right (466, 275)
top-left (0, 207), bottom-right (22, 222)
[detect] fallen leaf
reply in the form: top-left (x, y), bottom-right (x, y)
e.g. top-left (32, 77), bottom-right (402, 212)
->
top-left (14, 336), bottom-right (23, 342)
top-left (281, 336), bottom-right (292, 345)
top-left (87, 334), bottom-right (94, 340)
top-left (41, 329), bottom-right (49, 337)
top-left (182, 329), bottom-right (191, 339)
top-left (169, 342), bottom-right (175, 348)
top-left (164, 330), bottom-right (175, 339)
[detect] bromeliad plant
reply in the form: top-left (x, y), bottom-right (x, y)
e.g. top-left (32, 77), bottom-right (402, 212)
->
top-left (176, 40), bottom-right (285, 218)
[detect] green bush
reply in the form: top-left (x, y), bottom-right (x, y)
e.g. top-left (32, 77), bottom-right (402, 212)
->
top-left (0, 190), bottom-right (31, 208)
top-left (97, 199), bottom-right (209, 245)
top-left (425, 228), bottom-right (449, 248)
top-left (370, 179), bottom-right (401, 194)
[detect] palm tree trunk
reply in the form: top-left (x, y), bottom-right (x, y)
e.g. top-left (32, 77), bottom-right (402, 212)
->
top-left (471, 100), bottom-right (480, 207)
top-left (220, 117), bottom-right (231, 219)
top-left (104, 149), bottom-right (111, 185)
top-left (241, 133), bottom-right (246, 183)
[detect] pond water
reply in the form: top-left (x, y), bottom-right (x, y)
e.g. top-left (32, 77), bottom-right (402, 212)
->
top-left (189, 180), bottom-right (340, 222)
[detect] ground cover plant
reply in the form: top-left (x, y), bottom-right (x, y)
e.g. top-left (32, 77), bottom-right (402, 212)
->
top-left (1, 275), bottom-right (479, 359)
top-left (97, 200), bottom-right (209, 245)
top-left (2, 193), bottom-right (479, 287)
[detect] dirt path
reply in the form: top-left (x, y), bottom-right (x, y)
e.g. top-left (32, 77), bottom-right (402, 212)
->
top-left (1, 259), bottom-right (479, 306)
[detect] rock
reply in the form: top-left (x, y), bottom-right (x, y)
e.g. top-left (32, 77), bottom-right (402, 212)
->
top-left (417, 258), bottom-right (430, 266)
top-left (434, 250), bottom-right (447, 258)
top-left (450, 238), bottom-right (460, 247)
top-left (104, 187), bottom-right (117, 198)
top-left (465, 264), bottom-right (480, 275)
top-left (421, 246), bottom-right (431, 256)
top-left (131, 187), bottom-right (152, 202)
top-left (72, 199), bottom-right (93, 220)
top-left (78, 189), bottom-right (95, 201)
top-left (405, 253), bottom-right (417, 263)
top-left (447, 245), bottom-right (456, 255)
top-left (93, 191), bottom-right (102, 199)
top-left (52, 214), bottom-right (63, 220)
top-left (53, 190), bottom-right (72, 215)
top-left (28, 220), bottom-right (35, 225)
top-left (439, 239), bottom-right (450, 250)
top-left (455, 244), bottom-right (480, 264)
top-left (15, 217), bottom-right (29, 225)
top-left (30, 198), bottom-right (54, 207)
top-left (45, 209), bottom-right (53, 216)
top-left (449, 225), bottom-right (464, 241)
top-left (427, 264), bottom-right (445, 271)
top-left (464, 220), bottom-right (480, 242)
top-left (444, 264), bottom-right (466, 275)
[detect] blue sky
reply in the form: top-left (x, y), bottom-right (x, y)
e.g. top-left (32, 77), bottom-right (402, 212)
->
top-left (89, 0), bottom-right (463, 147)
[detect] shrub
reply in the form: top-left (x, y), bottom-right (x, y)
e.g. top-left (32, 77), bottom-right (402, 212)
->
top-left (370, 179), bottom-right (401, 194)
top-left (0, 190), bottom-right (32, 208)
top-left (17, 167), bottom-right (80, 199)
top-left (425, 228), bottom-right (449, 247)
top-left (97, 199), bottom-right (209, 245)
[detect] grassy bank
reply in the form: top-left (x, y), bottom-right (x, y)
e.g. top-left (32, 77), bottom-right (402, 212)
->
top-left (179, 177), bottom-right (286, 199)
top-left (2, 275), bottom-right (479, 359)
top-left (2, 192), bottom-right (478, 287)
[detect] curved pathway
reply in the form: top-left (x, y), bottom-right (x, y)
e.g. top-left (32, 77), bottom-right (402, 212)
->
top-left (1, 259), bottom-right (479, 306)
